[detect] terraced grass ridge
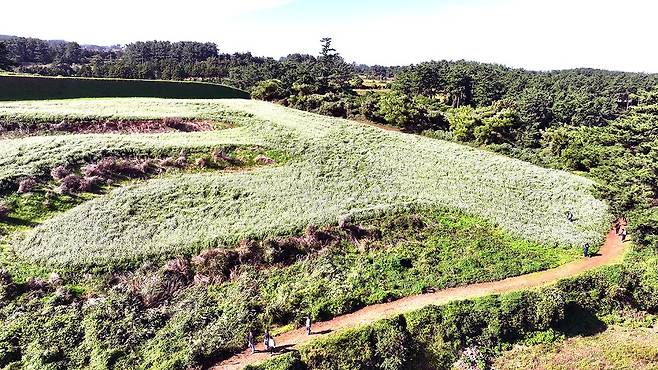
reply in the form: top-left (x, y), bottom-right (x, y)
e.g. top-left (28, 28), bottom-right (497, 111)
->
top-left (0, 98), bottom-right (611, 267)
top-left (0, 74), bottom-right (249, 101)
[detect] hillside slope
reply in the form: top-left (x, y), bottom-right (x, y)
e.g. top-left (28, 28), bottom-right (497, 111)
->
top-left (0, 98), bottom-right (610, 267)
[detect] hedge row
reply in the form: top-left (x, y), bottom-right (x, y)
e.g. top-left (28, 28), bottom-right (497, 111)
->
top-left (0, 75), bottom-right (249, 100)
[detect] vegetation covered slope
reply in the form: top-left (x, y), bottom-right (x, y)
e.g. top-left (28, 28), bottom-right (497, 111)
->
top-left (494, 326), bottom-right (658, 370)
top-left (0, 75), bottom-right (249, 101)
top-left (0, 98), bottom-right (610, 267)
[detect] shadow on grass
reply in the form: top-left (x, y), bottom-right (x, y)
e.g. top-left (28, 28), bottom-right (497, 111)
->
top-left (274, 344), bottom-right (297, 354)
top-left (558, 302), bottom-right (607, 337)
top-left (311, 329), bottom-right (333, 335)
top-left (2, 217), bottom-right (39, 228)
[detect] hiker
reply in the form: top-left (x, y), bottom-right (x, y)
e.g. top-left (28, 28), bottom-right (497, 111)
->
top-left (566, 210), bottom-right (574, 222)
top-left (305, 316), bottom-right (312, 336)
top-left (621, 229), bottom-right (627, 242)
top-left (583, 243), bottom-right (589, 257)
top-left (268, 336), bottom-right (276, 355)
top-left (247, 330), bottom-right (256, 354)
top-left (263, 330), bottom-right (270, 351)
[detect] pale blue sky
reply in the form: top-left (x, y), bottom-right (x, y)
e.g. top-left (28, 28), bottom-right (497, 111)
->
top-left (3, 0), bottom-right (657, 72)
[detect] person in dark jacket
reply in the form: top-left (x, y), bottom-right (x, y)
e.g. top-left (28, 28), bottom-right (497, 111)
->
top-left (583, 243), bottom-right (589, 257)
top-left (247, 330), bottom-right (256, 354)
top-left (263, 330), bottom-right (270, 351)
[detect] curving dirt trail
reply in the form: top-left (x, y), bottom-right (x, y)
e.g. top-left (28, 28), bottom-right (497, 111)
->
top-left (212, 225), bottom-right (627, 370)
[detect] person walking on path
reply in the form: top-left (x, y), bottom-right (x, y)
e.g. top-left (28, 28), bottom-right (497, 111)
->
top-left (247, 330), bottom-right (256, 354)
top-left (621, 229), bottom-right (627, 242)
top-left (263, 330), bottom-right (270, 352)
top-left (268, 337), bottom-right (276, 355)
top-left (583, 243), bottom-right (589, 258)
top-left (305, 316), bottom-right (312, 336)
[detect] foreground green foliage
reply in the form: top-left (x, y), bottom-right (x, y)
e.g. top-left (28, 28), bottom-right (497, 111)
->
top-left (0, 98), bottom-right (609, 267)
top-left (0, 75), bottom-right (249, 101)
top-left (0, 209), bottom-right (570, 369)
top-left (249, 252), bottom-right (658, 370)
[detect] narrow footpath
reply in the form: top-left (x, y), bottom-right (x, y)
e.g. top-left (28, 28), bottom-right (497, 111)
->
top-left (213, 226), bottom-right (627, 370)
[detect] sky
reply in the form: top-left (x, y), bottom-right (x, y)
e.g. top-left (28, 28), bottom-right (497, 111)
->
top-left (3, 0), bottom-right (658, 72)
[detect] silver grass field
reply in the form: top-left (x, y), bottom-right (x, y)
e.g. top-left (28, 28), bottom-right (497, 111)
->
top-left (0, 98), bottom-right (611, 266)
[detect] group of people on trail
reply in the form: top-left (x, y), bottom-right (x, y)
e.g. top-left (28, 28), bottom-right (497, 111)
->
top-left (246, 316), bottom-right (313, 356)
top-left (568, 211), bottom-right (628, 258)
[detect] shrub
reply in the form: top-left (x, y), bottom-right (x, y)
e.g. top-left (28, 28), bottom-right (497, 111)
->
top-left (251, 79), bottom-right (286, 101)
top-left (50, 165), bottom-right (71, 181)
top-left (165, 257), bottom-right (191, 279)
top-left (79, 176), bottom-right (104, 192)
top-left (196, 157), bottom-right (208, 168)
top-left (254, 155), bottom-right (275, 165)
top-left (318, 100), bottom-right (347, 118)
top-left (59, 174), bottom-right (82, 194)
top-left (0, 202), bottom-right (10, 219)
top-left (191, 249), bottom-right (238, 284)
top-left (300, 315), bottom-right (411, 370)
top-left (0, 269), bottom-right (16, 301)
top-left (17, 177), bottom-right (37, 193)
top-left (124, 270), bottom-right (189, 308)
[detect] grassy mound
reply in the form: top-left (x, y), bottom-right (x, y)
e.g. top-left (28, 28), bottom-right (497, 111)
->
top-left (0, 75), bottom-right (249, 101)
top-left (0, 98), bottom-right (610, 267)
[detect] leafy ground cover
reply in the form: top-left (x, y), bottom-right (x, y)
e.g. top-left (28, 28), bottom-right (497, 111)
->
top-left (0, 98), bottom-right (610, 268)
top-left (0, 208), bottom-right (576, 369)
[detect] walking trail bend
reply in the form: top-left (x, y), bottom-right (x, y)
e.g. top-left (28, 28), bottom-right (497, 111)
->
top-left (213, 225), bottom-right (627, 370)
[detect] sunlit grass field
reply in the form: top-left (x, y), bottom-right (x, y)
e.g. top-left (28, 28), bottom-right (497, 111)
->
top-left (0, 98), bottom-right (611, 267)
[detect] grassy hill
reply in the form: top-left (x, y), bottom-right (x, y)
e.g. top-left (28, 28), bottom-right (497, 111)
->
top-left (0, 98), bottom-right (610, 267)
top-left (0, 98), bottom-right (618, 369)
top-left (0, 74), bottom-right (249, 101)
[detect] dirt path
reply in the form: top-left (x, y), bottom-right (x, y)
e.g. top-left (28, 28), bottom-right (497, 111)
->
top-left (213, 226), bottom-right (627, 370)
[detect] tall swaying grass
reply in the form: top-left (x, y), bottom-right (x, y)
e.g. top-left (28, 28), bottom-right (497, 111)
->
top-left (0, 98), bottom-right (610, 267)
